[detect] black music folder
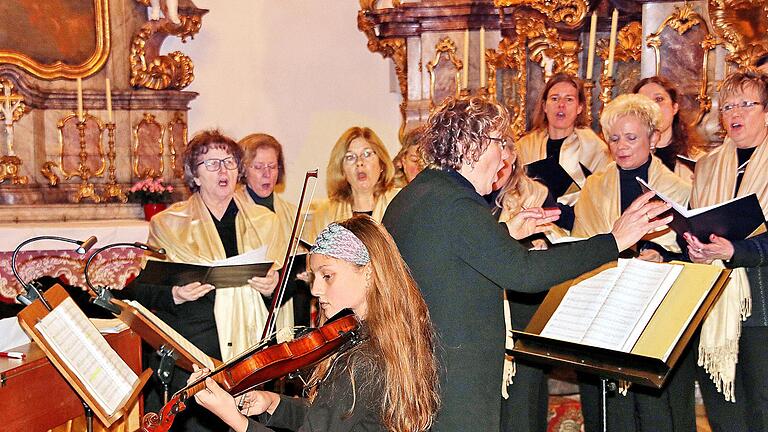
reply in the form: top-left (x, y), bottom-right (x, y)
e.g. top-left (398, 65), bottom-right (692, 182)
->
top-left (638, 177), bottom-right (766, 240)
top-left (134, 260), bottom-right (273, 288)
top-left (524, 158), bottom-right (579, 198)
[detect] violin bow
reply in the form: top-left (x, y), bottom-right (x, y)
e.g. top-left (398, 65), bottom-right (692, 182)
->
top-left (261, 169), bottom-right (318, 341)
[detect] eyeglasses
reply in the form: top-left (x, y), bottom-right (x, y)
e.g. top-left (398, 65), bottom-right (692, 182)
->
top-left (482, 136), bottom-right (509, 151)
top-left (196, 157), bottom-right (238, 172)
top-left (720, 100), bottom-right (763, 114)
top-left (343, 148), bottom-right (377, 165)
top-left (251, 162), bottom-right (278, 171)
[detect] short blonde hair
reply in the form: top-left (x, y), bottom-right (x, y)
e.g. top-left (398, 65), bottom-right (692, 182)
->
top-left (327, 127), bottom-right (395, 202)
top-left (600, 94), bottom-right (661, 137)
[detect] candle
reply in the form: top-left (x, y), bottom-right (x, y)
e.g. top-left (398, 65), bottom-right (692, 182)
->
top-left (586, 12), bottom-right (597, 80)
top-left (463, 29), bottom-right (469, 89)
top-left (479, 27), bottom-right (486, 86)
top-left (76, 77), bottom-right (84, 121)
top-left (106, 78), bottom-right (113, 122)
top-left (606, 9), bottom-right (618, 78)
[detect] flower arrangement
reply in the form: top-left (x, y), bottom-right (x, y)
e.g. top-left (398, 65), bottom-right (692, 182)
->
top-left (127, 178), bottom-right (174, 204)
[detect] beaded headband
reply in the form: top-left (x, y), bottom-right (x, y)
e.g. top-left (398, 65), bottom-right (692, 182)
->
top-left (310, 222), bottom-right (371, 266)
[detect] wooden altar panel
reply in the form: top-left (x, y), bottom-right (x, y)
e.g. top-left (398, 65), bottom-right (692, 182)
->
top-left (0, 329), bottom-right (142, 432)
top-left (0, 0), bottom-right (110, 79)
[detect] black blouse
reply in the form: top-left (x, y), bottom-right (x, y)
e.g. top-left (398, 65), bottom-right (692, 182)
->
top-left (246, 186), bottom-right (276, 213)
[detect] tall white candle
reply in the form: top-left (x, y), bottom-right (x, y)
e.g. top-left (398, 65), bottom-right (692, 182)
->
top-left (76, 77), bottom-right (84, 121)
top-left (586, 12), bottom-right (597, 80)
top-left (606, 9), bottom-right (618, 78)
top-left (106, 78), bottom-right (113, 122)
top-left (479, 27), bottom-right (486, 86)
top-left (463, 30), bottom-right (469, 89)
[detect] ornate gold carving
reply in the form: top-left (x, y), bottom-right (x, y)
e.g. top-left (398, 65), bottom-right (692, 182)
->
top-left (74, 120), bottom-right (101, 203)
top-left (645, 4), bottom-right (716, 124)
top-left (103, 123), bottom-right (128, 203)
top-left (0, 156), bottom-right (28, 185)
top-left (709, 0), bottom-right (768, 67)
top-left (0, 0), bottom-right (110, 79)
top-left (41, 162), bottom-right (60, 187)
top-left (57, 114), bottom-right (106, 181)
top-left (133, 113), bottom-right (165, 178)
top-left (427, 37), bottom-right (464, 108)
top-left (488, 15), bottom-right (574, 139)
top-left (494, 0), bottom-right (588, 26)
top-left (596, 21), bottom-right (642, 77)
top-left (358, 6), bottom-right (408, 139)
top-left (168, 112), bottom-right (188, 179)
top-left (130, 1), bottom-right (207, 90)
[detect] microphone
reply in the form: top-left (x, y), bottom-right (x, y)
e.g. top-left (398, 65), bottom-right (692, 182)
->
top-left (133, 242), bottom-right (167, 257)
top-left (12, 235), bottom-right (99, 309)
top-left (84, 241), bottom-right (166, 315)
top-left (76, 236), bottom-right (98, 254)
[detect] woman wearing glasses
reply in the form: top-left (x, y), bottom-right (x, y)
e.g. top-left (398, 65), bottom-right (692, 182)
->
top-left (683, 71), bottom-right (768, 432)
top-left (308, 127), bottom-right (398, 239)
top-left (117, 130), bottom-right (288, 432)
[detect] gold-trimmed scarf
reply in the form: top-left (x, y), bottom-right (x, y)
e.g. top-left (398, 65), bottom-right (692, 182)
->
top-left (572, 157), bottom-right (691, 254)
top-left (516, 127), bottom-right (612, 205)
top-left (307, 188), bottom-right (399, 241)
top-left (691, 135), bottom-right (768, 401)
top-left (147, 192), bottom-right (293, 361)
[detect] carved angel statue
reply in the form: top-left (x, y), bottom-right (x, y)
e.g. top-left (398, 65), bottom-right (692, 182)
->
top-left (149, 0), bottom-right (180, 24)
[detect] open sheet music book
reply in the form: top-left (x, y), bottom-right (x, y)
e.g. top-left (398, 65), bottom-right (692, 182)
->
top-left (540, 259), bottom-right (683, 353)
top-left (637, 177), bottom-right (766, 240)
top-left (122, 299), bottom-right (216, 370)
top-left (34, 297), bottom-right (139, 417)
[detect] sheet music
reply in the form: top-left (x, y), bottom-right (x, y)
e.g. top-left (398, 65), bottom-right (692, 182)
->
top-left (541, 259), bottom-right (682, 352)
top-left (124, 300), bottom-right (215, 370)
top-left (35, 298), bottom-right (138, 415)
top-left (211, 246), bottom-right (268, 266)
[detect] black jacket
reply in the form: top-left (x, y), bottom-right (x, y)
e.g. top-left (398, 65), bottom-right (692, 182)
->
top-left (382, 168), bottom-right (618, 431)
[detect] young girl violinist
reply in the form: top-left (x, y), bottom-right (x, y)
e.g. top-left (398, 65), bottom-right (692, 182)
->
top-left (188, 215), bottom-right (440, 431)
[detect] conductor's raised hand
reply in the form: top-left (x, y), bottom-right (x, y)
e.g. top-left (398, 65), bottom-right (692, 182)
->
top-left (172, 281), bottom-right (215, 305)
top-left (248, 269), bottom-right (279, 296)
top-left (505, 207), bottom-right (560, 240)
top-left (611, 191), bottom-right (672, 252)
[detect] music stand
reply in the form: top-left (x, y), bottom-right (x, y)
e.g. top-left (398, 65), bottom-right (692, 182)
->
top-left (17, 284), bottom-right (151, 430)
top-left (511, 261), bottom-right (731, 431)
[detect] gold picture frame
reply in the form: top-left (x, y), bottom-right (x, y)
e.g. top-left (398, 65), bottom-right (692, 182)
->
top-left (0, 0), bottom-right (110, 79)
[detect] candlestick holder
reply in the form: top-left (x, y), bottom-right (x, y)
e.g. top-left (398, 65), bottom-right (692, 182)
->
top-left (583, 79), bottom-right (595, 126)
top-left (74, 119), bottom-right (101, 203)
top-left (598, 75), bottom-right (615, 119)
top-left (102, 122), bottom-right (127, 203)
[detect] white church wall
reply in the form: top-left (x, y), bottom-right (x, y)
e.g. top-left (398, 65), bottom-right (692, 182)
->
top-left (163, 1), bottom-right (403, 201)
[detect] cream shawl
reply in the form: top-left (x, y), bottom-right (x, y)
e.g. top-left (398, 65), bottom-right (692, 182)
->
top-left (572, 157), bottom-right (691, 254)
top-left (691, 135), bottom-right (768, 401)
top-left (516, 127), bottom-right (612, 205)
top-left (307, 188), bottom-right (400, 241)
top-left (148, 192), bottom-right (293, 361)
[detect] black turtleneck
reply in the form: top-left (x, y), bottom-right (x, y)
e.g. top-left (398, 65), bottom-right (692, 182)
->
top-left (246, 185), bottom-right (275, 213)
top-left (619, 158), bottom-right (652, 213)
top-left (735, 146), bottom-right (757, 193)
top-left (653, 145), bottom-right (677, 172)
top-left (208, 199), bottom-right (240, 258)
top-left (546, 136), bottom-right (567, 159)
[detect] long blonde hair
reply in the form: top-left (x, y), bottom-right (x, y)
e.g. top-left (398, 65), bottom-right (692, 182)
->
top-left (327, 127), bottom-right (395, 202)
top-left (309, 216), bottom-right (440, 431)
top-left (495, 152), bottom-right (548, 217)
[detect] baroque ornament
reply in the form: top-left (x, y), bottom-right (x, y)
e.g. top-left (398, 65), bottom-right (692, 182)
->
top-left (709, 0), bottom-right (768, 67)
top-left (494, 0), bottom-right (588, 26)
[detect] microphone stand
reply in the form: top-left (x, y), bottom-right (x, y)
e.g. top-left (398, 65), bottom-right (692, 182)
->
top-left (11, 235), bottom-right (97, 310)
top-left (83, 242), bottom-right (166, 315)
top-left (11, 235), bottom-right (97, 432)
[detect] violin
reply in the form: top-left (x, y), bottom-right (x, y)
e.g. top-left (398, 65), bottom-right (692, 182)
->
top-left (140, 170), bottom-right (362, 432)
top-left (140, 309), bottom-right (360, 432)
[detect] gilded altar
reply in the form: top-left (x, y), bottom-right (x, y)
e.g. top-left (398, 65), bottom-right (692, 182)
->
top-left (0, 0), bottom-right (208, 220)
